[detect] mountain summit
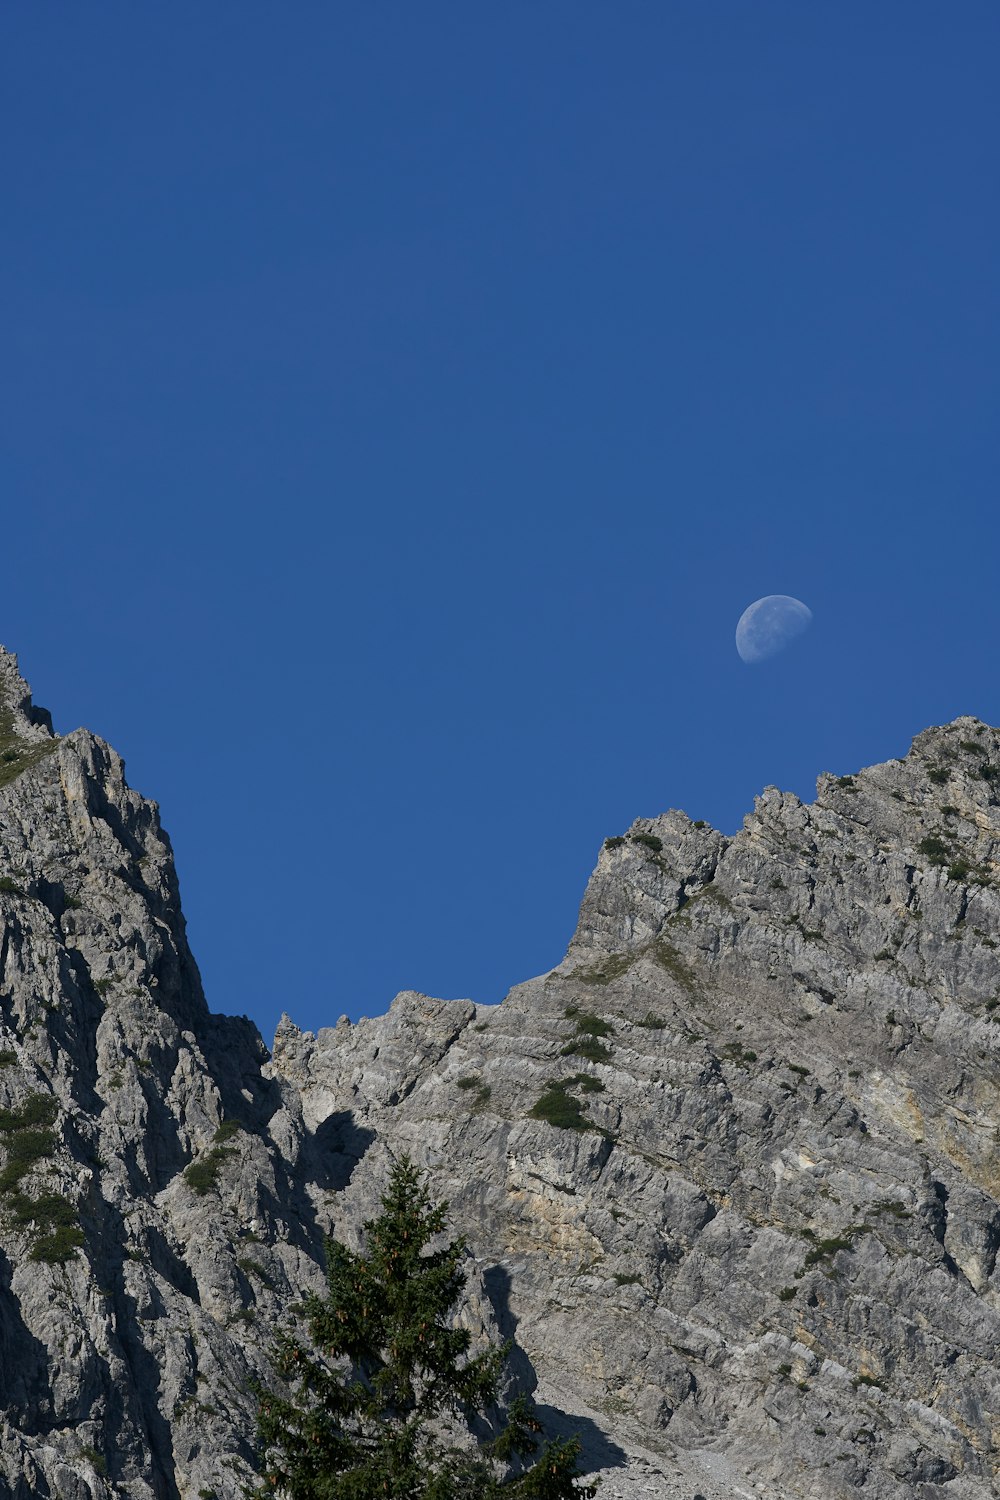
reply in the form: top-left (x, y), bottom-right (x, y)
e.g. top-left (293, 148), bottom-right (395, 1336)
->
top-left (0, 649), bottom-right (996, 1498)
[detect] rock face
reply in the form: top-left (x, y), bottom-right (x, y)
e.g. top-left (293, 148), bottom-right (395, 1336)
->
top-left (0, 647), bottom-right (998, 1498)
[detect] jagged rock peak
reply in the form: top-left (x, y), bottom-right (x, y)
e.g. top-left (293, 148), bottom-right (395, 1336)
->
top-left (0, 644), bottom-right (54, 741)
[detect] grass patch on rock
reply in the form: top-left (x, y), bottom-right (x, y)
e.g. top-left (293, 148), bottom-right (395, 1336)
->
top-left (456, 1075), bottom-right (491, 1108)
top-left (803, 1235), bottom-right (854, 1268)
top-left (648, 938), bottom-right (699, 995)
top-left (571, 952), bottom-right (635, 986)
top-left (237, 1255), bottom-right (274, 1288)
top-left (0, 699), bottom-right (59, 791)
top-left (720, 1042), bottom-right (758, 1069)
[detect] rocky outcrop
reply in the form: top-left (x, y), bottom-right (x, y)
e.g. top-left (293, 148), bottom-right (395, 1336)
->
top-left (0, 646), bottom-right (997, 1498)
top-left (0, 650), bottom-right (308, 1500)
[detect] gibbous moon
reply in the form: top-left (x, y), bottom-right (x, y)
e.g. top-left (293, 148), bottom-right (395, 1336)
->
top-left (736, 595), bottom-right (813, 664)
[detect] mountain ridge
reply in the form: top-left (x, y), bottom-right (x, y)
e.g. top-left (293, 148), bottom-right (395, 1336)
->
top-left (0, 646), bottom-right (996, 1498)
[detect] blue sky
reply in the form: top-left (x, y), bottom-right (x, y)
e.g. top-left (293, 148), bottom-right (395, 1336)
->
top-left (2, 4), bottom-right (997, 1038)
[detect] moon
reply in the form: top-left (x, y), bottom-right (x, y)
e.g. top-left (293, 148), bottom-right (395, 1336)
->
top-left (736, 595), bottom-right (813, 664)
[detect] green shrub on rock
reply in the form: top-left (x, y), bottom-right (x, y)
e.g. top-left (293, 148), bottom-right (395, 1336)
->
top-left (184, 1145), bottom-right (235, 1196)
top-left (0, 1093), bottom-right (82, 1261)
top-left (530, 1079), bottom-right (595, 1131)
top-left (918, 836), bottom-right (949, 866)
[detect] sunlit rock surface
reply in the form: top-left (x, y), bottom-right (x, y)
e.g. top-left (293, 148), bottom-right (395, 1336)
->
top-left (0, 644), bottom-right (997, 1498)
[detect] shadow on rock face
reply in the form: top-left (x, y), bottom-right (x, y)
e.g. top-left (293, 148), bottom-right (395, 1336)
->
top-left (200, 1012), bottom-right (283, 1131)
top-left (482, 1265), bottom-right (537, 1397)
top-left (532, 1401), bottom-right (628, 1476)
top-left (481, 1265), bottom-right (626, 1474)
top-left (310, 1109), bottom-right (377, 1192)
top-left (0, 1249), bottom-right (51, 1432)
top-left (146, 1225), bottom-right (200, 1305)
top-left (0, 1473), bottom-right (51, 1500)
top-left (116, 1284), bottom-right (183, 1500)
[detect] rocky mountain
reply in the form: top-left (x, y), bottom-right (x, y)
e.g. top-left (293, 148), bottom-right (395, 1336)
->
top-left (0, 645), bottom-right (997, 1500)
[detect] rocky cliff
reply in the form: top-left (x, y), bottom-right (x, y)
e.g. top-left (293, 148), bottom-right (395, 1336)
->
top-left (0, 646), bottom-right (997, 1499)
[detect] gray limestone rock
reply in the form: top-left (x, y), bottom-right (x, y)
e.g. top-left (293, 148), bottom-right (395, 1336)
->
top-left (0, 646), bottom-right (997, 1497)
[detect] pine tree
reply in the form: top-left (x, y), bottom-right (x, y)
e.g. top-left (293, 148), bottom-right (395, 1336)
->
top-left (252, 1157), bottom-right (597, 1499)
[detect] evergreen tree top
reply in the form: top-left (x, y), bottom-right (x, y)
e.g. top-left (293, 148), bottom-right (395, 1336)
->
top-left (252, 1156), bottom-right (598, 1499)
